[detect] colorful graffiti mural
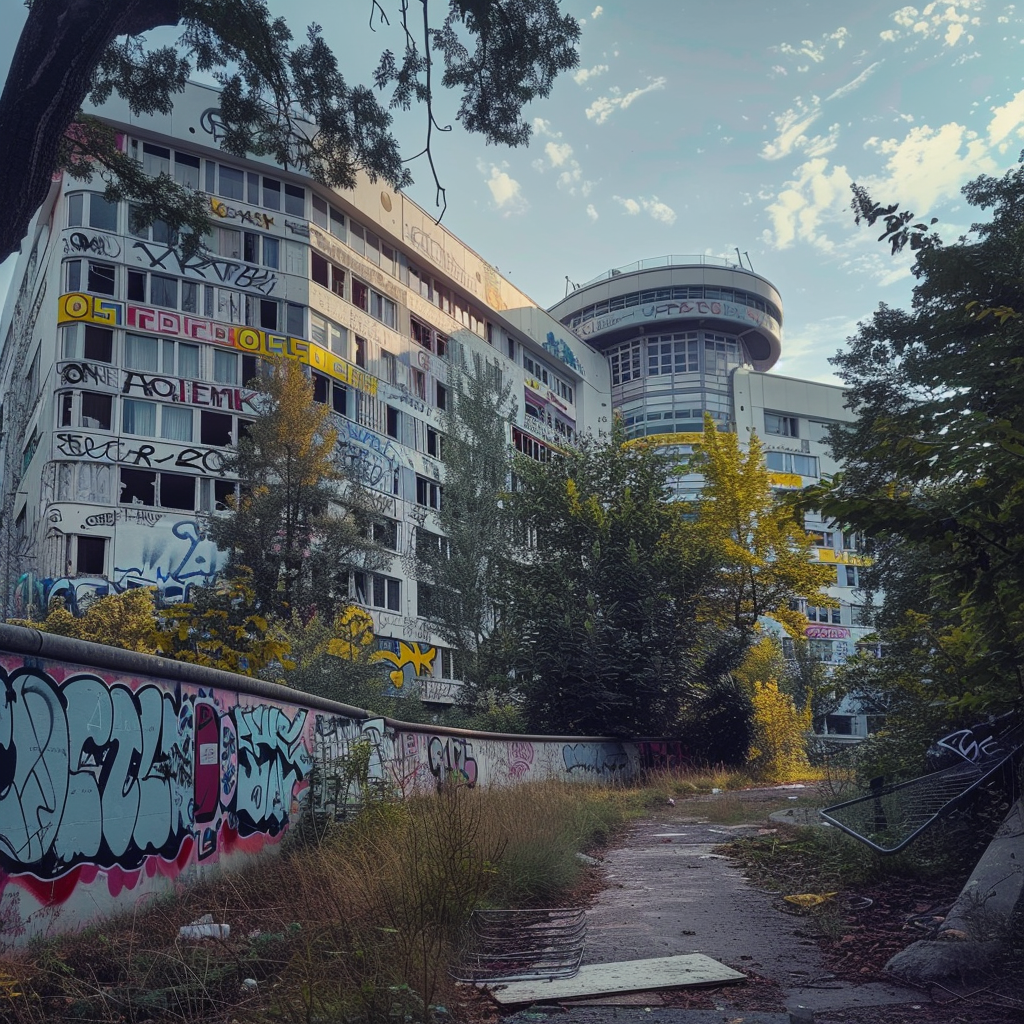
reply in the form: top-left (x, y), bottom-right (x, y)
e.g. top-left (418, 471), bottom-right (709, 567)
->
top-left (0, 628), bottom-right (652, 940)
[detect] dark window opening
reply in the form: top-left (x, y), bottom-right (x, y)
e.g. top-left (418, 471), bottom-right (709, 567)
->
top-left (120, 468), bottom-right (156, 506)
top-left (160, 473), bottom-right (195, 510)
top-left (76, 536), bottom-right (106, 575)
top-left (241, 355), bottom-right (261, 385)
top-left (436, 383), bottom-right (448, 411)
top-left (373, 519), bottom-right (398, 550)
top-left (200, 410), bottom-right (233, 447)
top-left (311, 252), bottom-right (329, 288)
top-left (81, 391), bottom-right (113, 430)
top-left (214, 479), bottom-right (237, 510)
top-left (83, 326), bottom-right (113, 362)
top-left (386, 406), bottom-right (399, 439)
top-left (88, 262), bottom-right (116, 295)
top-left (355, 336), bottom-right (366, 368)
top-left (312, 373), bottom-right (329, 404)
top-left (352, 279), bottom-right (368, 311)
top-left (332, 383), bottom-right (348, 416)
top-left (259, 299), bottom-right (278, 331)
top-left (427, 428), bottom-right (439, 458)
top-left (127, 271), bottom-right (146, 302)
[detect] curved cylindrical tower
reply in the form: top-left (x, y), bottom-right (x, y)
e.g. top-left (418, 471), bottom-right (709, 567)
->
top-left (548, 255), bottom-right (783, 439)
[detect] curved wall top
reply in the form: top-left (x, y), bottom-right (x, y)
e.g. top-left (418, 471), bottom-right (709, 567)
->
top-left (549, 256), bottom-right (784, 373)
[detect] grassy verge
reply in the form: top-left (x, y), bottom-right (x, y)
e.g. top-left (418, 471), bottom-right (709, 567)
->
top-left (0, 769), bottom-right (748, 1024)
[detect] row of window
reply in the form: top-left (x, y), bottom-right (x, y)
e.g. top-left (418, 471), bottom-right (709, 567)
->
top-left (564, 284), bottom-right (783, 330)
top-left (609, 333), bottom-right (741, 386)
top-left (58, 388), bottom-right (251, 446)
top-left (524, 400), bottom-right (576, 441)
top-left (522, 352), bottom-right (574, 404)
top-left (130, 143), bottom-right (493, 341)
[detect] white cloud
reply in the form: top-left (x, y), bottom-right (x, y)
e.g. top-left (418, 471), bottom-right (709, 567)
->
top-left (574, 63), bottom-right (610, 85)
top-left (591, 5), bottom-right (603, 18)
top-left (613, 195), bottom-right (677, 224)
top-left (545, 141), bottom-right (574, 167)
top-left (763, 156), bottom-right (852, 250)
top-left (586, 204), bottom-right (599, 222)
top-left (533, 117), bottom-right (560, 139)
top-left (987, 89), bottom-right (1024, 152)
top-left (862, 121), bottom-right (998, 213)
top-left (879, 1), bottom-right (982, 47)
top-left (760, 96), bottom-right (823, 160)
top-left (585, 77), bottom-right (667, 124)
top-left (826, 61), bottom-right (882, 101)
top-left (478, 161), bottom-right (528, 216)
top-left (775, 26), bottom-right (848, 68)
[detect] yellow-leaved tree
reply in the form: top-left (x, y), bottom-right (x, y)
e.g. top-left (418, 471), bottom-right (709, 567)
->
top-left (691, 415), bottom-right (835, 638)
top-left (8, 587), bottom-right (163, 653)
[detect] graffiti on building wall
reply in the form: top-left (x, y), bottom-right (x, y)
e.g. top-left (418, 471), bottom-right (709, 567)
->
top-left (58, 294), bottom-right (379, 396)
top-left (375, 640), bottom-right (437, 691)
top-left (130, 241), bottom-right (279, 296)
top-left (575, 299), bottom-right (780, 340)
top-left (210, 198), bottom-right (275, 230)
top-left (62, 230), bottom-right (123, 259)
top-left (54, 433), bottom-right (227, 475)
top-left (544, 331), bottom-right (583, 375)
top-left (121, 372), bottom-right (257, 412)
top-left (343, 420), bottom-right (408, 492)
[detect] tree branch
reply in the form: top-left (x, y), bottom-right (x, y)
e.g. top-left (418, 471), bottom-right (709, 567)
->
top-left (0, 0), bottom-right (184, 263)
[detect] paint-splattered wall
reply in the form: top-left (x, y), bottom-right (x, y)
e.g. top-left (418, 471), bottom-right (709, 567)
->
top-left (0, 624), bottom-right (655, 943)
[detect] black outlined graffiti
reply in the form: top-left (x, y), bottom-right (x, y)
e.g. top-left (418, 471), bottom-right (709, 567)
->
top-left (63, 231), bottom-right (122, 259)
top-left (0, 664), bottom-right (313, 880)
top-left (59, 362), bottom-right (120, 388)
top-left (132, 241), bottom-right (278, 295)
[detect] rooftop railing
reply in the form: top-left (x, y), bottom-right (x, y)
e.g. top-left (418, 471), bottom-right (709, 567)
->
top-left (579, 255), bottom-right (755, 289)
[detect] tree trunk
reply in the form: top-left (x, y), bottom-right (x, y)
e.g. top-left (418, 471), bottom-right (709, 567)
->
top-left (0, 0), bottom-right (183, 263)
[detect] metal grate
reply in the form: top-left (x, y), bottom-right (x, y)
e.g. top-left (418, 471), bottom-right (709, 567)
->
top-left (820, 724), bottom-right (1024, 854)
top-left (450, 908), bottom-right (587, 984)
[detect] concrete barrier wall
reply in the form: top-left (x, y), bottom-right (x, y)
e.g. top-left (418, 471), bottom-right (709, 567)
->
top-left (0, 624), bottom-right (675, 941)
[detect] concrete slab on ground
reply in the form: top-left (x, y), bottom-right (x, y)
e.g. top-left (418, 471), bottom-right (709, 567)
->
top-left (489, 954), bottom-right (745, 1005)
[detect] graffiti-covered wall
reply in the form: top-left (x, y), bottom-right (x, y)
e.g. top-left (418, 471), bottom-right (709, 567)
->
top-left (0, 624), bottom-right (647, 942)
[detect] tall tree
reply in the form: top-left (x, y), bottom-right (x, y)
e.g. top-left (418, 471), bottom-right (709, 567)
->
top-left (209, 358), bottom-right (383, 618)
top-left (411, 353), bottom-right (513, 685)
top-left (802, 169), bottom-right (1024, 716)
top-left (691, 415), bottom-right (835, 639)
top-left (494, 422), bottom-right (726, 737)
top-left (0, 0), bottom-right (580, 261)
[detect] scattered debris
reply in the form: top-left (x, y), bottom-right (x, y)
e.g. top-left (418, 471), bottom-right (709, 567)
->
top-left (450, 909), bottom-right (586, 984)
top-left (178, 913), bottom-right (229, 940)
top-left (784, 893), bottom-right (838, 908)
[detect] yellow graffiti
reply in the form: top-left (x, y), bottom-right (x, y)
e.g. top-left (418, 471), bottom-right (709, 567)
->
top-left (815, 549), bottom-right (873, 566)
top-left (327, 606), bottom-right (377, 659)
top-left (56, 293), bottom-right (377, 396)
top-left (375, 642), bottom-right (437, 690)
top-left (768, 472), bottom-right (803, 489)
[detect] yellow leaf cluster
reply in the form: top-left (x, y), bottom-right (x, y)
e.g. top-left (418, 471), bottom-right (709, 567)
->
top-left (747, 680), bottom-right (812, 783)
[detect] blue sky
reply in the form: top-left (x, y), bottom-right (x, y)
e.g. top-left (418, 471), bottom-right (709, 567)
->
top-left (4, 1), bottom-right (1024, 383)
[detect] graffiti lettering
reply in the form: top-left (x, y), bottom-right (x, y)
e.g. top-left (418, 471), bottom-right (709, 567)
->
top-left (210, 198), bottom-right (274, 230)
top-left (427, 736), bottom-right (478, 787)
top-left (543, 330), bottom-right (582, 375)
top-left (935, 728), bottom-right (1003, 765)
top-left (404, 223), bottom-right (474, 294)
top-left (563, 742), bottom-right (629, 774)
top-left (285, 219), bottom-right (310, 237)
top-left (59, 361), bottom-right (120, 388)
top-left (63, 231), bottom-right (122, 259)
top-left (121, 371), bottom-right (254, 412)
top-left (132, 241), bottom-right (279, 295)
top-left (55, 434), bottom-right (226, 475)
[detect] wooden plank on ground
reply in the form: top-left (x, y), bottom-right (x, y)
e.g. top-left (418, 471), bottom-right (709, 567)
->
top-left (486, 953), bottom-right (745, 1005)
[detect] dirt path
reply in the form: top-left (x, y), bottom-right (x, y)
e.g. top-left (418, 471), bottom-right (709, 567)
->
top-left (496, 786), bottom-right (997, 1024)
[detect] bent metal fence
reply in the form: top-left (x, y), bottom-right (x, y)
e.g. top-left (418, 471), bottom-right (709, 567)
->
top-left (820, 715), bottom-right (1024, 854)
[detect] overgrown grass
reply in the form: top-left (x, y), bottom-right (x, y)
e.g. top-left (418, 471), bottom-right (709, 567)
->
top-left (0, 767), bottom-right (766, 1023)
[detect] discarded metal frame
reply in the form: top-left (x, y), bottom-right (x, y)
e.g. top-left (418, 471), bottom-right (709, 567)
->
top-left (820, 722), bottom-right (1024, 854)
top-left (449, 908), bottom-right (586, 984)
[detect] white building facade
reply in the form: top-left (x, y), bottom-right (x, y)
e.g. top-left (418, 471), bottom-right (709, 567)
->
top-left (0, 83), bottom-right (608, 703)
top-left (549, 259), bottom-right (875, 739)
